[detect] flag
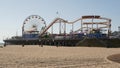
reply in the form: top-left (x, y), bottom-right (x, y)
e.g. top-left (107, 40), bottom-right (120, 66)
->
top-left (56, 11), bottom-right (58, 14)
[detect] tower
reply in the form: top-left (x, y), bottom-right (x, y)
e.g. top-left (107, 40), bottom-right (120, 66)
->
top-left (118, 26), bottom-right (120, 32)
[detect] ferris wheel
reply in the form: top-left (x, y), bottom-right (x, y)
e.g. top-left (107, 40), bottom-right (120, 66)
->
top-left (22, 15), bottom-right (46, 34)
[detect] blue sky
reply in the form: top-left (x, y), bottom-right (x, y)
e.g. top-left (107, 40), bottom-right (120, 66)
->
top-left (0, 0), bottom-right (120, 42)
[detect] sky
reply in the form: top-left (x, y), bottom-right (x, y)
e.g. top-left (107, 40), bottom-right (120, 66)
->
top-left (0, 0), bottom-right (120, 42)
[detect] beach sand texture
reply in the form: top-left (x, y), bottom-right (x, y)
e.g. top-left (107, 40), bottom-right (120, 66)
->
top-left (0, 45), bottom-right (120, 68)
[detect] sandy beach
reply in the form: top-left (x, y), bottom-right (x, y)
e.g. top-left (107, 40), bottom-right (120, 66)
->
top-left (0, 45), bottom-right (120, 68)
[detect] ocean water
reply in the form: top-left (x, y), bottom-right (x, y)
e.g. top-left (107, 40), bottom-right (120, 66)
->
top-left (0, 43), bottom-right (4, 46)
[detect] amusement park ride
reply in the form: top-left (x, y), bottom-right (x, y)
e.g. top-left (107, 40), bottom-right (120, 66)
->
top-left (3, 15), bottom-right (112, 46)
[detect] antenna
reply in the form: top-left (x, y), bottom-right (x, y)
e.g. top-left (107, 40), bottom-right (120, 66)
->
top-left (56, 11), bottom-right (59, 17)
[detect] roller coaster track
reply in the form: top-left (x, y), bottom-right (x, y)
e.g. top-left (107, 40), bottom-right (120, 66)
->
top-left (40, 16), bottom-right (111, 36)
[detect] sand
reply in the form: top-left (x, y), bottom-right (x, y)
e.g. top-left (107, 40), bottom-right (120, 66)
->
top-left (0, 45), bottom-right (120, 68)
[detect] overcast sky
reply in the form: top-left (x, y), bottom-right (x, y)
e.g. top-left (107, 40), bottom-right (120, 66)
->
top-left (0, 0), bottom-right (120, 42)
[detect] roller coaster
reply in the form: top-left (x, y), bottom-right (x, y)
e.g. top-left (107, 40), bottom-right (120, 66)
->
top-left (3, 15), bottom-right (112, 47)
